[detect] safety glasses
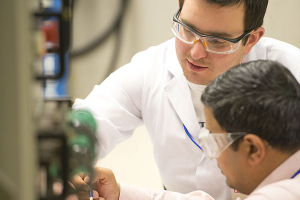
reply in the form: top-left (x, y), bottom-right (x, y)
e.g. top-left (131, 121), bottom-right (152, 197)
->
top-left (198, 127), bottom-right (246, 159)
top-left (172, 8), bottom-right (254, 54)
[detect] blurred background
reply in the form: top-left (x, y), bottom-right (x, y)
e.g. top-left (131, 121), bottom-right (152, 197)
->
top-left (1, 0), bottom-right (300, 199)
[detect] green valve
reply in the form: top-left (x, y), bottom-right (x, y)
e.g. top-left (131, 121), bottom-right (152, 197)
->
top-left (69, 110), bottom-right (97, 132)
top-left (66, 109), bottom-right (99, 178)
top-left (70, 134), bottom-right (96, 157)
top-left (69, 134), bottom-right (91, 148)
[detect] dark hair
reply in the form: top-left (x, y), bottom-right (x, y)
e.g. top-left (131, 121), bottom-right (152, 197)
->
top-left (201, 60), bottom-right (300, 152)
top-left (179, 0), bottom-right (268, 44)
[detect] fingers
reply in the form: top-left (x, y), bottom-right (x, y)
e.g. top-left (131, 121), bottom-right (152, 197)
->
top-left (69, 167), bottom-right (118, 200)
top-left (65, 194), bottom-right (79, 200)
top-left (68, 171), bottom-right (107, 200)
top-left (69, 167), bottom-right (112, 189)
top-left (70, 173), bottom-right (90, 191)
top-left (93, 167), bottom-right (115, 183)
top-left (92, 167), bottom-right (120, 200)
top-left (76, 189), bottom-right (90, 200)
top-left (92, 189), bottom-right (99, 198)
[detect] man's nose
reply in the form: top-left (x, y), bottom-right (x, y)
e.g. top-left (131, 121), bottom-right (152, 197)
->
top-left (190, 38), bottom-right (208, 60)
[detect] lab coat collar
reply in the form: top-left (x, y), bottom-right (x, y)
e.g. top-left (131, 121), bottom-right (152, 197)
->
top-left (251, 149), bottom-right (300, 194)
top-left (164, 39), bottom-right (200, 139)
top-left (165, 38), bottom-right (183, 77)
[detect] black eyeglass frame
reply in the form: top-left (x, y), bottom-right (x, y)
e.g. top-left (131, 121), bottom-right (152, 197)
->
top-left (173, 8), bottom-right (254, 44)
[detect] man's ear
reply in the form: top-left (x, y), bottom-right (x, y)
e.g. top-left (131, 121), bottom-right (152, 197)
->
top-left (243, 27), bottom-right (265, 55)
top-left (243, 134), bottom-right (266, 166)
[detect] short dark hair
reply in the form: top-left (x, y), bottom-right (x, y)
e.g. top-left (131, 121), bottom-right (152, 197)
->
top-left (201, 60), bottom-right (300, 152)
top-left (179, 0), bottom-right (268, 32)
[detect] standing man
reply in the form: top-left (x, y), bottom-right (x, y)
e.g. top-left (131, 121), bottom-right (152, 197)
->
top-left (73, 0), bottom-right (300, 199)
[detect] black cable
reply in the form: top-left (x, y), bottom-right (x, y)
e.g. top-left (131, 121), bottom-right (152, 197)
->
top-left (69, 0), bottom-right (75, 51)
top-left (104, 0), bottom-right (130, 80)
top-left (70, 0), bottom-right (129, 58)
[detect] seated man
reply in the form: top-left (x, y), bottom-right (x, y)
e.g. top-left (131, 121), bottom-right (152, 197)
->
top-left (74, 60), bottom-right (300, 200)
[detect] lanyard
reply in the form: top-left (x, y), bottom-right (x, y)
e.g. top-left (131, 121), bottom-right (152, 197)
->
top-left (183, 124), bottom-right (202, 150)
top-left (291, 168), bottom-right (300, 179)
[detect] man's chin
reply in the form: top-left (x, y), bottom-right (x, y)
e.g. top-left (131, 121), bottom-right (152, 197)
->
top-left (226, 180), bottom-right (235, 190)
top-left (183, 73), bottom-right (210, 85)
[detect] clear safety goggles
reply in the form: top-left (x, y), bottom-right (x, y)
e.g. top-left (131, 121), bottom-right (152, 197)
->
top-left (172, 8), bottom-right (253, 54)
top-left (198, 127), bottom-right (246, 159)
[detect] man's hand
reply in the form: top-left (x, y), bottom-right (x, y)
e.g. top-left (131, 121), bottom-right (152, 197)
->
top-left (71, 167), bottom-right (120, 200)
top-left (93, 167), bottom-right (120, 200)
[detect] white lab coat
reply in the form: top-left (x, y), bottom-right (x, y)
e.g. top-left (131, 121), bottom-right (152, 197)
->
top-left (73, 37), bottom-right (300, 200)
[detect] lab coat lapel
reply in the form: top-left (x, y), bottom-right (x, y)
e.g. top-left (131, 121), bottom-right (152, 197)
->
top-left (164, 38), bottom-right (199, 138)
top-left (164, 74), bottom-right (199, 138)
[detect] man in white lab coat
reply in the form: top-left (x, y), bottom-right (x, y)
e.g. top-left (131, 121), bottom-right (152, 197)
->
top-left (78, 60), bottom-right (300, 200)
top-left (72, 0), bottom-right (300, 199)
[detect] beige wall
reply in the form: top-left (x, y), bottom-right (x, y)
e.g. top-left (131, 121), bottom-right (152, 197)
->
top-left (264, 0), bottom-right (300, 47)
top-left (70, 0), bottom-right (300, 99)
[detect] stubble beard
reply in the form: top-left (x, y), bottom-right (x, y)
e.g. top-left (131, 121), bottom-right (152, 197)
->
top-left (182, 64), bottom-right (213, 86)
